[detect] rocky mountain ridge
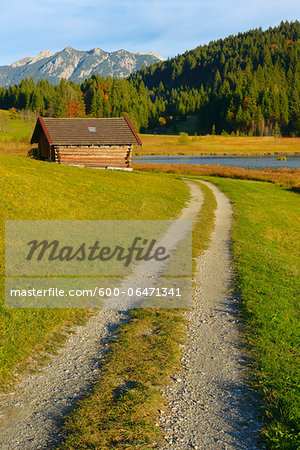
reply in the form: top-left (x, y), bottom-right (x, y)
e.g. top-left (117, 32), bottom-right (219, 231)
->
top-left (0, 47), bottom-right (165, 87)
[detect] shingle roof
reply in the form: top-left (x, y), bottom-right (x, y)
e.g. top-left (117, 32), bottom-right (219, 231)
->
top-left (31, 117), bottom-right (142, 146)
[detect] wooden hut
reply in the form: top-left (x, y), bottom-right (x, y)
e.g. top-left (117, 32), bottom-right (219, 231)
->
top-left (30, 117), bottom-right (142, 168)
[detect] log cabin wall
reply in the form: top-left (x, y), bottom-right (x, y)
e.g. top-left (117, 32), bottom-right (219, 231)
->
top-left (31, 117), bottom-right (141, 166)
top-left (55, 145), bottom-right (132, 168)
top-left (38, 133), bottom-right (51, 159)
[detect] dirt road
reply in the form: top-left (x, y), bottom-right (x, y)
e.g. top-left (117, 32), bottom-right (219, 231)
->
top-left (160, 180), bottom-right (261, 449)
top-left (0, 181), bottom-right (203, 449)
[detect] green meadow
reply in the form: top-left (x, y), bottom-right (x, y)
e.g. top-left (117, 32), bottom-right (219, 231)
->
top-left (0, 141), bottom-right (298, 448)
top-left (0, 154), bottom-right (189, 386)
top-left (197, 177), bottom-right (300, 448)
top-left (58, 182), bottom-right (217, 449)
top-left (0, 109), bottom-right (35, 143)
top-left (57, 175), bottom-right (300, 449)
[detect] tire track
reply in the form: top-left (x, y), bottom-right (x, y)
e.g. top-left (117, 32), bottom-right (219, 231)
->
top-left (160, 180), bottom-right (262, 449)
top-left (0, 180), bottom-right (203, 449)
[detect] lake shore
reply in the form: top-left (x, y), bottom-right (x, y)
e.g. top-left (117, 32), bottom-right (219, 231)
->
top-left (133, 154), bottom-right (300, 170)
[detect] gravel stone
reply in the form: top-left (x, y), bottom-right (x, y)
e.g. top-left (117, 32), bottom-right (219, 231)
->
top-left (159, 180), bottom-right (262, 450)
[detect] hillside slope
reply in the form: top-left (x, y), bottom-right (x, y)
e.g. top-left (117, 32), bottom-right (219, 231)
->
top-left (0, 154), bottom-right (188, 387)
top-left (132, 21), bottom-right (300, 135)
top-left (0, 22), bottom-right (299, 136)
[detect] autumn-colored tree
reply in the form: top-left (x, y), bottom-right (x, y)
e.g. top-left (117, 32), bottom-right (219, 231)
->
top-left (270, 43), bottom-right (278, 52)
top-left (9, 107), bottom-right (19, 120)
top-left (65, 100), bottom-right (85, 118)
top-left (158, 117), bottom-right (166, 126)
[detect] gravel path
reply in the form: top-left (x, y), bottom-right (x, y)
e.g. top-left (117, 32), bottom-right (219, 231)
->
top-left (160, 180), bottom-right (262, 449)
top-left (0, 181), bottom-right (203, 449)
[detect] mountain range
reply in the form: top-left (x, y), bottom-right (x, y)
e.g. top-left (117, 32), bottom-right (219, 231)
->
top-left (0, 22), bottom-right (298, 136)
top-left (0, 47), bottom-right (165, 87)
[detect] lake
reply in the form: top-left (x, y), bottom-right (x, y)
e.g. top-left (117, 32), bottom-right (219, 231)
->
top-left (133, 154), bottom-right (300, 170)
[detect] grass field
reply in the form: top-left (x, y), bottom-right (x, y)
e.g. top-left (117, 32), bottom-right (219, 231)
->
top-left (0, 132), bottom-right (298, 448)
top-left (135, 134), bottom-right (300, 156)
top-left (0, 155), bottom-right (189, 388)
top-left (195, 177), bottom-right (299, 448)
top-left (57, 174), bottom-right (300, 449)
top-left (0, 141), bottom-right (31, 156)
top-left (0, 109), bottom-right (33, 156)
top-left (0, 109), bottom-right (34, 143)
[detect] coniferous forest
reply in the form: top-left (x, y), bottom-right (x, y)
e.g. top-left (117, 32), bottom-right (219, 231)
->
top-left (0, 21), bottom-right (299, 136)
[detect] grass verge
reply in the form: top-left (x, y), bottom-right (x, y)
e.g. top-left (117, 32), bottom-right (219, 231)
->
top-left (57, 181), bottom-right (217, 449)
top-left (197, 177), bottom-right (299, 449)
top-left (133, 163), bottom-right (300, 191)
top-left (0, 155), bottom-right (189, 388)
top-left (0, 141), bottom-right (31, 156)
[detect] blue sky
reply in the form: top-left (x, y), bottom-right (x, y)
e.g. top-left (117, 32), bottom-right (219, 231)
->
top-left (0, 0), bottom-right (299, 65)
